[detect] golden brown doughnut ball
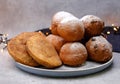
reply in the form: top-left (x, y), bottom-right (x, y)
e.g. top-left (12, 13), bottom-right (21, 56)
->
top-left (57, 17), bottom-right (85, 42)
top-left (60, 42), bottom-right (88, 66)
top-left (46, 34), bottom-right (66, 53)
top-left (86, 36), bottom-right (112, 62)
top-left (50, 11), bottom-right (74, 35)
top-left (80, 15), bottom-right (104, 38)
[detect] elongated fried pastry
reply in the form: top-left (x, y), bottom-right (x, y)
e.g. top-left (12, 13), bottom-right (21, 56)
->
top-left (26, 34), bottom-right (62, 68)
top-left (7, 32), bottom-right (45, 66)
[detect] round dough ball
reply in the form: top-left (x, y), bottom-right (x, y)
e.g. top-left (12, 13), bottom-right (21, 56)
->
top-left (80, 15), bottom-right (104, 38)
top-left (60, 42), bottom-right (88, 66)
top-left (46, 34), bottom-right (66, 53)
top-left (50, 11), bottom-right (74, 35)
top-left (57, 17), bottom-right (84, 41)
top-left (86, 36), bottom-right (112, 62)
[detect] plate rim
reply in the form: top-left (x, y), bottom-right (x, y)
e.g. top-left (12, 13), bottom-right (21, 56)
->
top-left (14, 28), bottom-right (114, 77)
top-left (15, 56), bottom-right (113, 72)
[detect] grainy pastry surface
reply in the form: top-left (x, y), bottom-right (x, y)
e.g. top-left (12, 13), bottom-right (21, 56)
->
top-left (50, 11), bottom-right (74, 35)
top-left (46, 34), bottom-right (66, 53)
top-left (26, 34), bottom-right (62, 68)
top-left (86, 36), bottom-right (112, 62)
top-left (57, 17), bottom-right (84, 41)
top-left (7, 32), bottom-right (45, 66)
top-left (60, 42), bottom-right (87, 66)
top-left (80, 15), bottom-right (104, 38)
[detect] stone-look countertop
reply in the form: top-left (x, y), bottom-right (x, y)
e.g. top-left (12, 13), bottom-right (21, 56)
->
top-left (0, 50), bottom-right (120, 84)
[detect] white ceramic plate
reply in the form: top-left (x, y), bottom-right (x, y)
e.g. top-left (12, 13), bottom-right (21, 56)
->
top-left (15, 56), bottom-right (113, 77)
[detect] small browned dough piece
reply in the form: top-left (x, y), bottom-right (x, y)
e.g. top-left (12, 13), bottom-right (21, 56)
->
top-left (80, 15), bottom-right (104, 38)
top-left (60, 42), bottom-right (88, 66)
top-left (46, 34), bottom-right (66, 53)
top-left (57, 17), bottom-right (84, 41)
top-left (86, 36), bottom-right (112, 62)
top-left (7, 32), bottom-right (45, 66)
top-left (26, 34), bottom-right (62, 68)
top-left (50, 11), bottom-right (74, 35)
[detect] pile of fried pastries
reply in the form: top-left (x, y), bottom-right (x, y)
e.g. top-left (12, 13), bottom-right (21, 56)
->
top-left (7, 11), bottom-right (112, 68)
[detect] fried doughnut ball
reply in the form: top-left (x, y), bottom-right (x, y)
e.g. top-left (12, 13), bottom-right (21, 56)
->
top-left (80, 15), bottom-right (104, 38)
top-left (57, 17), bottom-right (84, 41)
top-left (50, 11), bottom-right (74, 35)
top-left (46, 34), bottom-right (66, 53)
top-left (86, 36), bottom-right (112, 62)
top-left (60, 42), bottom-right (88, 66)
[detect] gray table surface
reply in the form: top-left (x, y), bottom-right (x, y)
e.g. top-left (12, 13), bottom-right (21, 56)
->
top-left (0, 0), bottom-right (120, 84)
top-left (0, 51), bottom-right (120, 84)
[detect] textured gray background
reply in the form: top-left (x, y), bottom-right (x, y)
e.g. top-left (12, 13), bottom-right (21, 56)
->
top-left (0, 0), bottom-right (120, 38)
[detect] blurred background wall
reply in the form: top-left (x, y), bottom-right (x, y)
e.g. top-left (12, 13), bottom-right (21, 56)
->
top-left (0, 0), bottom-right (120, 38)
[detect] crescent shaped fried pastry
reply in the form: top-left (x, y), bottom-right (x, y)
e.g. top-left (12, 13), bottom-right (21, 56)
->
top-left (7, 32), bottom-right (45, 66)
top-left (26, 34), bottom-right (62, 68)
